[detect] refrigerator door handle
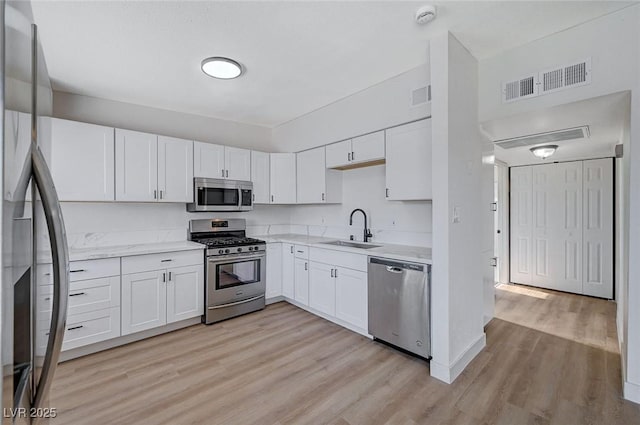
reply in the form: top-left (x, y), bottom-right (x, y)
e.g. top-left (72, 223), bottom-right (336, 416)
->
top-left (31, 144), bottom-right (70, 412)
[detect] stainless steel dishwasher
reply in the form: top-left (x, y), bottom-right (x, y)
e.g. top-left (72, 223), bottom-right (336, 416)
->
top-left (368, 257), bottom-right (431, 359)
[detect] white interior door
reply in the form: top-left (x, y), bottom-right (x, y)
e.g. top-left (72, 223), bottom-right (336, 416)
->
top-left (582, 159), bottom-right (614, 298)
top-left (531, 164), bottom-right (555, 289)
top-left (510, 166), bottom-right (533, 285)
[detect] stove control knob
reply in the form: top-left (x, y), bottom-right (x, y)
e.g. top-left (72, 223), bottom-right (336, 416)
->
top-left (254, 246), bottom-right (259, 251)
top-left (248, 247), bottom-right (253, 251)
top-left (225, 249), bottom-right (230, 254)
top-left (237, 247), bottom-right (242, 252)
top-left (218, 249), bottom-right (224, 254)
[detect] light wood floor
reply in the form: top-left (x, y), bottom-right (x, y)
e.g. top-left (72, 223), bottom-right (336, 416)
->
top-left (50, 285), bottom-right (640, 425)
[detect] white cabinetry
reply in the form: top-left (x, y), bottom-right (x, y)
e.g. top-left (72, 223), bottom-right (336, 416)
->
top-left (296, 147), bottom-right (342, 204)
top-left (334, 267), bottom-right (368, 330)
top-left (385, 119), bottom-right (432, 200)
top-left (294, 257), bottom-right (309, 306)
top-left (251, 151), bottom-right (270, 204)
top-left (281, 243), bottom-right (295, 298)
top-left (266, 243), bottom-right (283, 299)
top-left (121, 250), bottom-right (203, 335)
top-left (270, 153), bottom-right (296, 204)
top-left (308, 262), bottom-right (336, 316)
top-left (49, 118), bottom-right (115, 201)
top-left (116, 130), bottom-right (193, 202)
top-left (158, 136), bottom-right (194, 203)
top-left (326, 130), bottom-right (385, 169)
top-left (194, 141), bottom-right (251, 181)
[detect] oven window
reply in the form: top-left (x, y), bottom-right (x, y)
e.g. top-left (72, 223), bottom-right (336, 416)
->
top-left (216, 258), bottom-right (261, 289)
top-left (198, 187), bottom-right (238, 206)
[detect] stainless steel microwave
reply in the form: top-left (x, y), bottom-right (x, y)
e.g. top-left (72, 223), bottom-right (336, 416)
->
top-left (187, 178), bottom-right (253, 212)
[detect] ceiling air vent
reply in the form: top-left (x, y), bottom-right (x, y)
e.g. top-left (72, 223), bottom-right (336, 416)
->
top-left (494, 126), bottom-right (590, 149)
top-left (411, 85), bottom-right (430, 106)
top-left (540, 58), bottom-right (591, 95)
top-left (502, 75), bottom-right (538, 103)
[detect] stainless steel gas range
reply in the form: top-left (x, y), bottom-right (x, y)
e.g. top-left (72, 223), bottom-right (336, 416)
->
top-left (189, 219), bottom-right (266, 324)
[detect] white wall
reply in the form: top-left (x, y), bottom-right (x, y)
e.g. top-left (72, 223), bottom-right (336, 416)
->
top-left (53, 91), bottom-right (271, 151)
top-left (478, 4), bottom-right (640, 402)
top-left (272, 63), bottom-right (430, 153)
top-left (429, 32), bottom-right (485, 384)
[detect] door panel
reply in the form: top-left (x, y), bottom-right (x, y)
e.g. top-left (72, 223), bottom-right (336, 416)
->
top-left (531, 164), bottom-right (554, 289)
top-left (294, 258), bottom-right (309, 306)
top-left (251, 151), bottom-right (270, 204)
top-left (115, 129), bottom-right (158, 202)
top-left (335, 267), bottom-right (368, 330)
top-left (194, 141), bottom-right (225, 179)
top-left (510, 166), bottom-right (533, 285)
top-left (582, 159), bottom-right (613, 298)
top-left (296, 147), bottom-right (326, 204)
top-left (166, 265), bottom-right (203, 323)
top-left (158, 136), bottom-right (193, 202)
top-left (325, 139), bottom-right (351, 168)
top-left (281, 244), bottom-right (295, 298)
top-left (308, 262), bottom-right (335, 316)
top-left (225, 147), bottom-right (251, 181)
top-left (121, 270), bottom-right (166, 335)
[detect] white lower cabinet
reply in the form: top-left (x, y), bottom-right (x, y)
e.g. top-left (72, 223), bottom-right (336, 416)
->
top-left (308, 262), bottom-right (336, 316)
top-left (121, 250), bottom-right (204, 336)
top-left (282, 244), bottom-right (295, 298)
top-left (334, 267), bottom-right (368, 330)
top-left (294, 258), bottom-right (309, 306)
top-left (266, 243), bottom-right (283, 299)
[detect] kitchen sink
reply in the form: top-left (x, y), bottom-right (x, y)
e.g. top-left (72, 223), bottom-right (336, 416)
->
top-left (322, 240), bottom-right (382, 249)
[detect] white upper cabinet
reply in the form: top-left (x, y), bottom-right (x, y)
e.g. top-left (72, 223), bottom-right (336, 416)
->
top-left (193, 141), bottom-right (224, 179)
top-left (269, 153), bottom-right (296, 204)
top-left (385, 119), bottom-right (432, 201)
top-left (225, 146), bottom-right (251, 181)
top-left (115, 129), bottom-right (158, 202)
top-left (325, 130), bottom-right (385, 169)
top-left (296, 147), bottom-right (342, 204)
top-left (158, 136), bottom-right (193, 203)
top-left (47, 118), bottom-right (115, 202)
top-left (351, 131), bottom-right (385, 165)
top-left (325, 139), bottom-right (352, 168)
top-left (193, 141), bottom-right (251, 181)
top-left (251, 151), bottom-right (270, 204)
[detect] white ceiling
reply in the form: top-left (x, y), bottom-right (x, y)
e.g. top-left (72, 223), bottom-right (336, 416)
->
top-left (31, 1), bottom-right (634, 127)
top-left (481, 91), bottom-right (630, 166)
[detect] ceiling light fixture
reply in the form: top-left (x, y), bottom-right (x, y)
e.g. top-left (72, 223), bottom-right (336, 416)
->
top-left (530, 144), bottom-right (558, 160)
top-left (201, 57), bottom-right (243, 79)
top-left (415, 5), bottom-right (437, 25)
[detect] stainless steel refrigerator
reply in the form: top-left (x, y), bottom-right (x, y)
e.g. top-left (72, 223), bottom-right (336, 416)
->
top-left (2, 1), bottom-right (69, 423)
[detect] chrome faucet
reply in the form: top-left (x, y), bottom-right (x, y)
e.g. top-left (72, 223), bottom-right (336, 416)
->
top-left (349, 209), bottom-right (373, 243)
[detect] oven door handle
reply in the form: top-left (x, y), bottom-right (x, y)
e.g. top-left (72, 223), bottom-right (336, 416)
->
top-left (207, 295), bottom-right (265, 310)
top-left (207, 253), bottom-right (265, 263)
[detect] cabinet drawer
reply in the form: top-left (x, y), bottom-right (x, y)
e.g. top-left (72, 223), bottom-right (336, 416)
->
top-left (121, 250), bottom-right (203, 274)
top-left (294, 245), bottom-right (309, 259)
top-left (309, 248), bottom-right (367, 272)
top-left (37, 306), bottom-right (121, 352)
top-left (37, 258), bottom-right (120, 285)
top-left (37, 276), bottom-right (120, 320)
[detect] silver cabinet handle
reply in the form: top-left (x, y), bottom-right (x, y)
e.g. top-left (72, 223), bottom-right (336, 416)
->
top-left (69, 292), bottom-right (86, 297)
top-left (32, 141), bottom-right (69, 412)
top-left (334, 268), bottom-right (338, 278)
top-left (221, 168), bottom-right (225, 177)
top-left (226, 170), bottom-right (229, 178)
top-left (290, 246), bottom-right (294, 254)
top-left (67, 325), bottom-right (84, 331)
top-left (70, 269), bottom-right (86, 273)
top-left (160, 259), bottom-right (173, 262)
top-left (385, 188), bottom-right (389, 198)
top-left (253, 193), bottom-right (255, 202)
top-left (352, 151), bottom-right (355, 161)
top-left (159, 190), bottom-right (164, 199)
top-left (168, 271), bottom-right (172, 281)
top-left (322, 193), bottom-right (325, 201)
top-left (304, 262), bottom-right (308, 271)
top-left (162, 272), bottom-right (166, 282)
top-left (271, 195), bottom-right (274, 202)
top-left (330, 268), bottom-right (334, 278)
top-left (348, 152), bottom-right (351, 162)
top-left (154, 189), bottom-right (157, 199)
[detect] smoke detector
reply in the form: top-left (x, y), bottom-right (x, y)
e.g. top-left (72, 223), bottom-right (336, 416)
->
top-left (415, 5), bottom-right (437, 24)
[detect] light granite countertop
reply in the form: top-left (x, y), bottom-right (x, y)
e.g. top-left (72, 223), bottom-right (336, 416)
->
top-left (256, 233), bottom-right (432, 264)
top-left (39, 240), bottom-right (205, 263)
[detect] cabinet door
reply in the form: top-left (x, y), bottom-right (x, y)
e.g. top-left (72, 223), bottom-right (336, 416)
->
top-left (351, 130), bottom-right (385, 165)
top-left (157, 136), bottom-right (194, 202)
top-left (385, 119), bottom-right (432, 200)
top-left (166, 264), bottom-right (203, 323)
top-left (294, 258), bottom-right (309, 306)
top-left (335, 267), bottom-right (367, 330)
top-left (266, 243), bottom-right (283, 299)
top-left (296, 147), bottom-right (326, 204)
top-left (121, 270), bottom-right (167, 335)
top-left (115, 129), bottom-right (158, 202)
top-left (194, 141), bottom-right (225, 179)
top-left (281, 244), bottom-right (295, 299)
top-left (325, 139), bottom-right (352, 168)
top-left (309, 262), bottom-right (335, 316)
top-left (50, 118), bottom-right (115, 201)
top-left (270, 153), bottom-right (296, 204)
top-left (251, 151), bottom-right (270, 204)
top-left (225, 146), bottom-right (251, 181)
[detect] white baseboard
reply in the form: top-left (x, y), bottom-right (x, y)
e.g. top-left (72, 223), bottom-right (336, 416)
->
top-left (430, 333), bottom-right (486, 384)
top-left (624, 380), bottom-right (640, 404)
top-left (266, 295), bottom-right (285, 305)
top-left (483, 315), bottom-right (493, 326)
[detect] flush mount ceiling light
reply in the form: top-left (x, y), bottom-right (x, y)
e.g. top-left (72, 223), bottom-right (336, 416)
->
top-left (415, 5), bottom-right (437, 25)
top-left (201, 57), bottom-right (243, 79)
top-left (530, 144), bottom-right (559, 160)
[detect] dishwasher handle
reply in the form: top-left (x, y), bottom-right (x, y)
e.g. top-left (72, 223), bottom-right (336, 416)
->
top-left (369, 257), bottom-right (424, 272)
